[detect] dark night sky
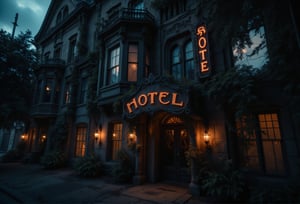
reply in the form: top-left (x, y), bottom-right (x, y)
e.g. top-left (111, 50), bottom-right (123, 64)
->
top-left (0, 0), bottom-right (51, 37)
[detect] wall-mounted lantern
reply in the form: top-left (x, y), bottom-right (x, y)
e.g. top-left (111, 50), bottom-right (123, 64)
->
top-left (41, 135), bottom-right (46, 142)
top-left (94, 124), bottom-right (102, 147)
top-left (204, 131), bottom-right (210, 145)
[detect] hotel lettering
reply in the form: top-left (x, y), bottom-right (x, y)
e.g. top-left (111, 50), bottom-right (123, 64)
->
top-left (196, 25), bottom-right (211, 77)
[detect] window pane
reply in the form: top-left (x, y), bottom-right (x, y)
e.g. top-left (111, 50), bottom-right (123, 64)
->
top-left (258, 113), bottom-right (285, 175)
top-left (171, 46), bottom-right (181, 80)
top-left (43, 79), bottom-right (53, 103)
top-left (79, 78), bottom-right (87, 104)
top-left (233, 26), bottom-right (268, 69)
top-left (236, 116), bottom-right (260, 172)
top-left (128, 44), bottom-right (138, 81)
top-left (111, 123), bottom-right (122, 160)
top-left (128, 64), bottom-right (137, 81)
top-left (185, 41), bottom-right (194, 80)
top-left (108, 47), bottom-right (120, 84)
top-left (75, 126), bottom-right (86, 157)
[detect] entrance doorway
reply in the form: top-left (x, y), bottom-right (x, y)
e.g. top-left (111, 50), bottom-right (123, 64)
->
top-left (160, 116), bottom-right (190, 183)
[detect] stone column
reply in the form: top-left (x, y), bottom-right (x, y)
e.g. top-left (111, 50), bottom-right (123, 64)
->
top-left (133, 123), bottom-right (145, 184)
top-left (187, 118), bottom-right (200, 196)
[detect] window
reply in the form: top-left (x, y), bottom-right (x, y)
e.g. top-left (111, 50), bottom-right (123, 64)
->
top-left (171, 46), bottom-right (181, 80)
top-left (128, 44), bottom-right (138, 82)
top-left (64, 82), bottom-right (71, 104)
top-left (107, 47), bottom-right (120, 85)
top-left (79, 78), bottom-right (88, 104)
top-left (63, 6), bottom-right (69, 19)
top-left (236, 113), bottom-right (285, 175)
top-left (56, 6), bottom-right (69, 25)
top-left (108, 122), bottom-right (123, 160)
top-left (184, 41), bottom-right (195, 80)
top-left (145, 48), bottom-right (150, 78)
top-left (170, 40), bottom-right (195, 80)
top-left (35, 80), bottom-right (42, 104)
top-left (233, 26), bottom-right (268, 69)
top-left (129, 0), bottom-right (144, 10)
top-left (44, 52), bottom-right (50, 62)
top-left (161, 0), bottom-right (187, 22)
top-left (54, 43), bottom-right (62, 59)
top-left (42, 79), bottom-right (53, 103)
top-left (75, 126), bottom-right (87, 157)
top-left (68, 37), bottom-right (77, 63)
top-left (56, 12), bottom-right (62, 24)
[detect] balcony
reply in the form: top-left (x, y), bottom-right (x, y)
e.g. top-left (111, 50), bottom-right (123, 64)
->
top-left (31, 104), bottom-right (59, 118)
top-left (40, 58), bottom-right (65, 68)
top-left (100, 8), bottom-right (155, 33)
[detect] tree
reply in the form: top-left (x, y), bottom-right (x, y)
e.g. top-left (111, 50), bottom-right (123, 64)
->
top-left (0, 29), bottom-right (38, 128)
top-left (199, 0), bottom-right (300, 117)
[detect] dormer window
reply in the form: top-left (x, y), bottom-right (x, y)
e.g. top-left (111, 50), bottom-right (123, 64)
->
top-left (56, 5), bottom-right (69, 25)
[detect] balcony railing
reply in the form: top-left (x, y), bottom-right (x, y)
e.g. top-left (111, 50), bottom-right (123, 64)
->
top-left (40, 58), bottom-right (65, 66)
top-left (31, 104), bottom-right (59, 117)
top-left (100, 8), bottom-right (155, 32)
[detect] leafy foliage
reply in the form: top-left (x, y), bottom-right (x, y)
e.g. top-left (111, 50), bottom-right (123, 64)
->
top-left (201, 159), bottom-right (246, 202)
top-left (112, 149), bottom-right (135, 183)
top-left (0, 29), bottom-right (38, 128)
top-left (74, 154), bottom-right (104, 177)
top-left (205, 66), bottom-right (257, 118)
top-left (40, 151), bottom-right (66, 169)
top-left (200, 0), bottom-right (300, 116)
top-left (1, 141), bottom-right (27, 162)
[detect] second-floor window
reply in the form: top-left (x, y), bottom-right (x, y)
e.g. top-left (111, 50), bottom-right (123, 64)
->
top-left (64, 82), bottom-right (71, 104)
top-left (79, 78), bottom-right (88, 104)
top-left (107, 47), bottom-right (120, 85)
top-left (68, 37), bottom-right (77, 63)
top-left (171, 46), bottom-right (181, 80)
top-left (128, 44), bottom-right (138, 82)
top-left (184, 41), bottom-right (195, 80)
top-left (43, 79), bottom-right (53, 103)
top-left (233, 26), bottom-right (268, 69)
top-left (54, 43), bottom-right (62, 59)
top-left (170, 40), bottom-right (195, 80)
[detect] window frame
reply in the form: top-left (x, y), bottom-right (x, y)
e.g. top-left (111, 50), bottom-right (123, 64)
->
top-left (127, 44), bottom-right (138, 82)
top-left (107, 46), bottom-right (120, 85)
top-left (107, 122), bottom-right (123, 161)
top-left (236, 112), bottom-right (286, 176)
top-left (75, 125), bottom-right (87, 157)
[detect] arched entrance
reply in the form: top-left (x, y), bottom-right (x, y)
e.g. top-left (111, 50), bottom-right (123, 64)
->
top-left (160, 115), bottom-right (190, 183)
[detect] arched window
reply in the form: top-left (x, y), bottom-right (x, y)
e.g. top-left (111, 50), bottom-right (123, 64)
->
top-left (184, 41), bottom-right (195, 80)
top-left (171, 46), bottom-right (181, 80)
top-left (63, 6), bottom-right (69, 19)
top-left (56, 12), bottom-right (62, 24)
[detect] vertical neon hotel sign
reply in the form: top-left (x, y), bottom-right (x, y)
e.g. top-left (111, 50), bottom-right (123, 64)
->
top-left (196, 25), bottom-right (211, 78)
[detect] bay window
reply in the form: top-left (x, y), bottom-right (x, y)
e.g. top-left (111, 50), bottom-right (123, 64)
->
top-left (107, 47), bottom-right (120, 85)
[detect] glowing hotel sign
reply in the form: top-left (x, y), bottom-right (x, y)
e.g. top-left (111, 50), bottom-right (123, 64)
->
top-left (123, 84), bottom-right (189, 119)
top-left (196, 25), bottom-right (211, 77)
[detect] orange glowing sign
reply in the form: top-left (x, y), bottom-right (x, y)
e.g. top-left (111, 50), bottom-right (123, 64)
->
top-left (126, 91), bottom-right (184, 114)
top-left (123, 85), bottom-right (189, 119)
top-left (196, 25), bottom-right (211, 77)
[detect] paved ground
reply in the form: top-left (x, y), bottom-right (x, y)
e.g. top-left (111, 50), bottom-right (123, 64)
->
top-left (0, 162), bottom-right (210, 204)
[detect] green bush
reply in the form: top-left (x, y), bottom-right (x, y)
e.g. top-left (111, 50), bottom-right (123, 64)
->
top-left (201, 159), bottom-right (246, 202)
top-left (1, 141), bottom-right (27, 162)
top-left (74, 154), bottom-right (103, 177)
top-left (112, 149), bottom-right (134, 183)
top-left (40, 151), bottom-right (66, 169)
